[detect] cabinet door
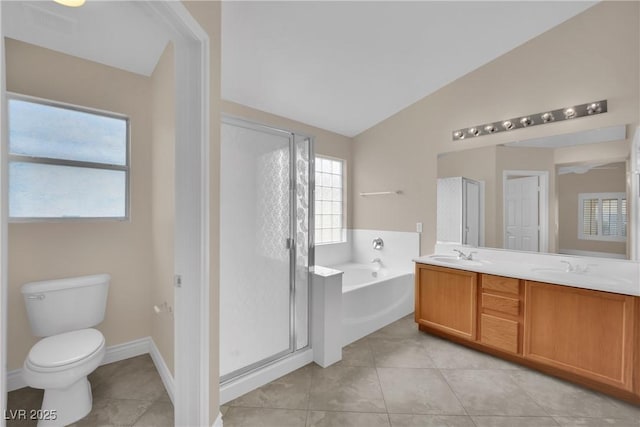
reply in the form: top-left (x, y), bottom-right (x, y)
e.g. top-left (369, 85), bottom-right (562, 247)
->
top-left (416, 265), bottom-right (477, 340)
top-left (524, 281), bottom-right (635, 390)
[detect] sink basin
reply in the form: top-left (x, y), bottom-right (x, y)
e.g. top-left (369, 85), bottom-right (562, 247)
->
top-left (429, 256), bottom-right (484, 267)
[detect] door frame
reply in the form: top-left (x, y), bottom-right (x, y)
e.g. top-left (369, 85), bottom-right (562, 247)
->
top-left (630, 127), bottom-right (640, 261)
top-left (145, 2), bottom-right (211, 425)
top-left (502, 170), bottom-right (549, 252)
top-left (1, 6), bottom-right (8, 422)
top-left (0, 2), bottom-right (212, 426)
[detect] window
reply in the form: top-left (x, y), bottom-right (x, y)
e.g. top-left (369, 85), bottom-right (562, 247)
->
top-left (315, 156), bottom-right (345, 245)
top-left (578, 192), bottom-right (626, 242)
top-left (8, 94), bottom-right (129, 220)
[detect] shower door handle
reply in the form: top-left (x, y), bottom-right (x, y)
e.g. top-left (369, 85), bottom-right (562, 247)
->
top-left (286, 238), bottom-right (294, 249)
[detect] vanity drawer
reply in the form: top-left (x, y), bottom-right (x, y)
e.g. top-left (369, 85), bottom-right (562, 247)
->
top-left (480, 314), bottom-right (519, 354)
top-left (482, 293), bottom-right (519, 317)
top-left (482, 274), bottom-right (520, 296)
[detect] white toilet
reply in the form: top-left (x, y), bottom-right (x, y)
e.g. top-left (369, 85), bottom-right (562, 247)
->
top-left (21, 274), bottom-right (110, 426)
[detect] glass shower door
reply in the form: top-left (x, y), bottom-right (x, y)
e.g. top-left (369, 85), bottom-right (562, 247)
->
top-left (220, 118), bottom-right (313, 382)
top-left (220, 120), bottom-right (294, 381)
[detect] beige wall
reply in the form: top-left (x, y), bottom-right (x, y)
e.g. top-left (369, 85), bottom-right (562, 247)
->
top-left (5, 39), bottom-right (154, 370)
top-left (150, 43), bottom-right (175, 374)
top-left (352, 1), bottom-right (640, 254)
top-left (222, 100), bottom-right (354, 227)
top-left (558, 163), bottom-right (627, 255)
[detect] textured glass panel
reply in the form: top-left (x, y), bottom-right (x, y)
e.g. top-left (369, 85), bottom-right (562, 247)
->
top-left (9, 162), bottom-right (125, 218)
top-left (314, 156), bottom-right (345, 245)
top-left (9, 99), bottom-right (127, 165)
top-left (220, 123), bottom-right (291, 378)
top-left (295, 135), bottom-right (310, 350)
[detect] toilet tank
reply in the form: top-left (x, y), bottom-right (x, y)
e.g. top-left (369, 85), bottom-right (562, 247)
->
top-left (21, 274), bottom-right (110, 337)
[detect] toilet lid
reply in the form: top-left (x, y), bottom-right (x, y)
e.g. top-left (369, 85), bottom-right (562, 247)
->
top-left (28, 329), bottom-right (104, 368)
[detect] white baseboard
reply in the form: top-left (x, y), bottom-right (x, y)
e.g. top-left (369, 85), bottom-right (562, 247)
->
top-left (219, 349), bottom-right (313, 405)
top-left (212, 411), bottom-right (223, 427)
top-left (148, 338), bottom-right (175, 404)
top-left (7, 336), bottom-right (174, 404)
top-left (101, 336), bottom-right (151, 365)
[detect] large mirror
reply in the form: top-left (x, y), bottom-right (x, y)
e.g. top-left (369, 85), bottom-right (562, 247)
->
top-left (437, 125), bottom-right (634, 260)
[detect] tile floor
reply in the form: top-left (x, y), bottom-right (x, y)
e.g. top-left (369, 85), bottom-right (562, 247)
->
top-left (222, 314), bottom-right (640, 427)
top-left (6, 354), bottom-right (173, 426)
top-left (7, 316), bottom-right (640, 427)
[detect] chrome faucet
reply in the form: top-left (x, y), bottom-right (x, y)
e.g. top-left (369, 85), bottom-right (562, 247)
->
top-left (372, 238), bottom-right (384, 250)
top-left (453, 249), bottom-right (476, 261)
top-left (560, 260), bottom-right (574, 272)
top-left (371, 258), bottom-right (382, 265)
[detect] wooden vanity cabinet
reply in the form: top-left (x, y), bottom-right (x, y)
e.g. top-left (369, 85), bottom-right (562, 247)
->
top-left (524, 281), bottom-right (635, 391)
top-left (414, 262), bottom-right (640, 404)
top-left (479, 274), bottom-right (522, 354)
top-left (415, 264), bottom-right (477, 340)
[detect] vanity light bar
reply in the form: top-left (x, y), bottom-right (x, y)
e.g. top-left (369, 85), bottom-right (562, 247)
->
top-left (452, 100), bottom-right (607, 141)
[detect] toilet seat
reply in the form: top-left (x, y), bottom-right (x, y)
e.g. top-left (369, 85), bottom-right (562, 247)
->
top-left (27, 329), bottom-right (105, 372)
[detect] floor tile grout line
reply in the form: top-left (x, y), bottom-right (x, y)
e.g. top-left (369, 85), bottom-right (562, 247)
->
top-left (435, 367), bottom-right (476, 419)
top-left (368, 336), bottom-right (394, 417)
top-left (505, 370), bottom-right (562, 419)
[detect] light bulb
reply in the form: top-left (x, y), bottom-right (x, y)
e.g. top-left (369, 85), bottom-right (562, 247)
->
top-left (541, 112), bottom-right (554, 123)
top-left (564, 107), bottom-right (576, 119)
top-left (520, 117), bottom-right (532, 127)
top-left (484, 124), bottom-right (497, 133)
top-left (468, 127), bottom-right (481, 137)
top-left (502, 120), bottom-right (514, 130)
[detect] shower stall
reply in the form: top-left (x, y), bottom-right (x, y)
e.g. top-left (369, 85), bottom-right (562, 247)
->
top-left (220, 117), bottom-right (314, 384)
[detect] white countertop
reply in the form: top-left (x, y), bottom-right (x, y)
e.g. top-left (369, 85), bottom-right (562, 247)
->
top-left (414, 246), bottom-right (640, 297)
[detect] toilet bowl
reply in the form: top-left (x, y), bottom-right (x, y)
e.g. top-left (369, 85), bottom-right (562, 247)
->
top-left (21, 274), bottom-right (110, 426)
top-left (23, 329), bottom-right (106, 426)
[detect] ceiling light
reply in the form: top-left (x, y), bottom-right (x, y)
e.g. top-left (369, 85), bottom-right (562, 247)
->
top-left (520, 117), bottom-right (533, 127)
top-left (541, 112), bottom-right (554, 123)
top-left (452, 100), bottom-right (607, 141)
top-left (564, 107), bottom-right (576, 119)
top-left (53, 0), bottom-right (86, 7)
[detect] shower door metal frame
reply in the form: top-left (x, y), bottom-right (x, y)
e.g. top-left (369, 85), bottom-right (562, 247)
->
top-left (220, 116), bottom-right (314, 384)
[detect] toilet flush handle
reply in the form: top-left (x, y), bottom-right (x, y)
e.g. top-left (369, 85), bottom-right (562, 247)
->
top-left (26, 294), bottom-right (45, 300)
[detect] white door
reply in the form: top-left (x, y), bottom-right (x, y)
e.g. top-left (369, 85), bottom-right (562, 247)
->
top-left (463, 179), bottom-right (480, 246)
top-left (505, 175), bottom-right (540, 251)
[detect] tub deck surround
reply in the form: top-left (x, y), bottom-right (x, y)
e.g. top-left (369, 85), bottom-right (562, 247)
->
top-left (415, 244), bottom-right (640, 296)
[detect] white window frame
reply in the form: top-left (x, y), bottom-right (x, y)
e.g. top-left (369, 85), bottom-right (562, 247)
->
top-left (315, 155), bottom-right (346, 245)
top-left (7, 93), bottom-right (130, 222)
top-left (578, 192), bottom-right (627, 242)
